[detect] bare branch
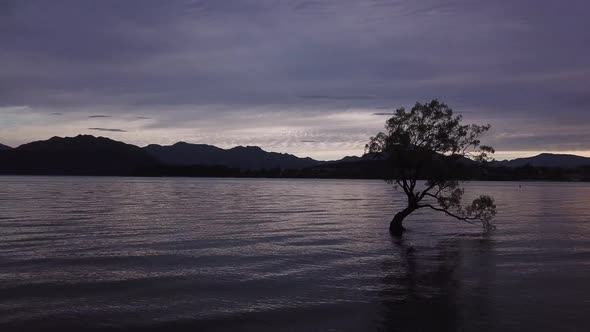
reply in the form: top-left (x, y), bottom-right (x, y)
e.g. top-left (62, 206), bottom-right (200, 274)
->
top-left (418, 204), bottom-right (480, 224)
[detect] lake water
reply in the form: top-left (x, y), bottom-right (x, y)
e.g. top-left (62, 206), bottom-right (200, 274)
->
top-left (0, 177), bottom-right (589, 331)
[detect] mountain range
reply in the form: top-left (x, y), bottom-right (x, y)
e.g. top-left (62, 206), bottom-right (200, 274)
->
top-left (0, 135), bottom-right (159, 175)
top-left (1, 135), bottom-right (590, 176)
top-left (0, 135), bottom-right (324, 175)
top-left (144, 142), bottom-right (321, 170)
top-left (493, 153), bottom-right (590, 168)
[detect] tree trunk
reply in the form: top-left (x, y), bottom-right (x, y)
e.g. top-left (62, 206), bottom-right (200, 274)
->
top-left (390, 207), bottom-right (415, 236)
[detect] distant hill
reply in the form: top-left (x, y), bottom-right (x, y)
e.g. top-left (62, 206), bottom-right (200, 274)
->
top-left (3, 135), bottom-right (590, 180)
top-left (144, 142), bottom-right (322, 170)
top-left (494, 153), bottom-right (590, 168)
top-left (0, 143), bottom-right (11, 151)
top-left (330, 155), bottom-right (362, 163)
top-left (0, 135), bottom-right (160, 175)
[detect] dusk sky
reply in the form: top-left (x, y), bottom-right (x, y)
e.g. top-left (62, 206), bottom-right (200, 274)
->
top-left (1, 0), bottom-right (589, 160)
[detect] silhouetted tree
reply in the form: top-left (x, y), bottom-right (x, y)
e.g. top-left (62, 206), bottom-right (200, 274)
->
top-left (366, 100), bottom-right (497, 235)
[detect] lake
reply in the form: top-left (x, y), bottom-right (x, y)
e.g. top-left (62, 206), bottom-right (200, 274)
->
top-left (1, 177), bottom-right (589, 331)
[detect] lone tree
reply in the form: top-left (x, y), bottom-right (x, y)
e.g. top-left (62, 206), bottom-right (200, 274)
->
top-left (366, 100), bottom-right (497, 235)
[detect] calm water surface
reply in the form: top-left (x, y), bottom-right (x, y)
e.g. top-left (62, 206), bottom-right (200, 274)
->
top-left (1, 177), bottom-right (589, 331)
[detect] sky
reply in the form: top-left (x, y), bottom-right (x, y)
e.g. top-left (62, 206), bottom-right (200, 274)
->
top-left (1, 0), bottom-right (589, 160)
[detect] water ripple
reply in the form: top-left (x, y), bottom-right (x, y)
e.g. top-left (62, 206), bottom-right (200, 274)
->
top-left (1, 177), bottom-right (590, 331)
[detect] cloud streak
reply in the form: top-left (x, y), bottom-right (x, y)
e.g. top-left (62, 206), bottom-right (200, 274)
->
top-left (299, 94), bottom-right (380, 100)
top-left (88, 128), bottom-right (128, 132)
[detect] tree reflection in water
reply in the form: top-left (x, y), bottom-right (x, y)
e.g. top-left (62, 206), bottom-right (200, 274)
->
top-left (377, 235), bottom-right (496, 332)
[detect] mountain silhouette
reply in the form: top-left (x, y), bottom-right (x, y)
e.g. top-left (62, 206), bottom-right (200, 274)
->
top-left (144, 142), bottom-right (321, 170)
top-left (2, 135), bottom-right (590, 178)
top-left (494, 153), bottom-right (590, 168)
top-left (0, 135), bottom-right (160, 175)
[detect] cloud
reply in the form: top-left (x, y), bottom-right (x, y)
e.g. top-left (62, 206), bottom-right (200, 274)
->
top-left (373, 112), bottom-right (394, 116)
top-left (88, 128), bottom-right (127, 132)
top-left (51, 112), bottom-right (63, 115)
top-left (88, 115), bottom-right (112, 118)
top-left (299, 94), bottom-right (380, 100)
top-left (0, 0), bottom-right (589, 159)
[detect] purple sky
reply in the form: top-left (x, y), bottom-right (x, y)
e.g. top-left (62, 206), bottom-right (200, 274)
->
top-left (1, 0), bottom-right (589, 160)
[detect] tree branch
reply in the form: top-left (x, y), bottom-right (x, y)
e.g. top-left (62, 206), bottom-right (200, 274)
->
top-left (418, 204), bottom-right (481, 225)
top-left (417, 180), bottom-right (439, 201)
